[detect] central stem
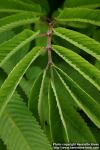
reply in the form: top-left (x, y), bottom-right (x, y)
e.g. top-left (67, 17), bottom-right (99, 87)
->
top-left (47, 22), bottom-right (53, 65)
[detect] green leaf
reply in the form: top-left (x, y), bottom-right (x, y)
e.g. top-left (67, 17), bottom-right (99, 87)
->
top-left (52, 45), bottom-right (100, 91)
top-left (56, 62), bottom-right (100, 104)
top-left (64, 0), bottom-right (100, 8)
top-left (0, 12), bottom-right (39, 34)
top-left (28, 72), bottom-right (43, 119)
top-left (53, 27), bottom-right (100, 61)
top-left (95, 60), bottom-right (100, 70)
top-left (38, 68), bottom-right (50, 127)
top-left (33, 0), bottom-right (49, 13)
top-left (17, 0), bottom-right (33, 4)
top-left (0, 30), bottom-right (39, 66)
top-left (0, 139), bottom-right (6, 150)
top-left (54, 65), bottom-right (100, 128)
top-left (0, 46), bottom-right (41, 117)
top-left (0, 0), bottom-right (42, 13)
top-left (48, 82), bottom-right (65, 143)
top-left (89, 123), bottom-right (100, 143)
top-left (19, 77), bottom-right (32, 98)
top-left (55, 8), bottom-right (100, 26)
top-left (0, 94), bottom-right (52, 150)
top-left (26, 66), bottom-right (42, 80)
top-left (0, 30), bottom-right (15, 44)
top-left (51, 68), bottom-right (96, 142)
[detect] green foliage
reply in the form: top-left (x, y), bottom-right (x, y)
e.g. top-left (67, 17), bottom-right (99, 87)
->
top-left (55, 8), bottom-right (100, 26)
top-left (53, 27), bottom-right (100, 61)
top-left (64, 0), bottom-right (100, 8)
top-left (0, 139), bottom-right (6, 150)
top-left (52, 45), bottom-right (100, 91)
top-left (0, 0), bottom-right (100, 150)
top-left (0, 46), bottom-right (41, 117)
top-left (0, 30), bottom-right (39, 66)
top-left (0, 12), bottom-right (40, 33)
top-left (50, 68), bottom-right (96, 142)
top-left (0, 0), bottom-right (41, 13)
top-left (0, 94), bottom-right (52, 150)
